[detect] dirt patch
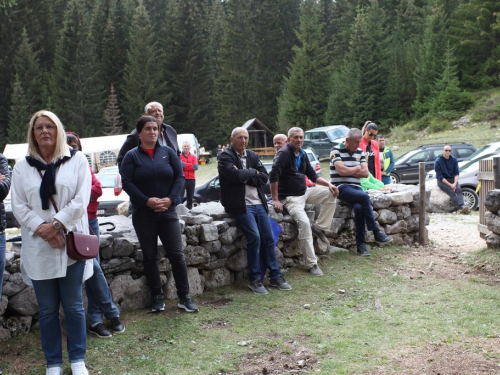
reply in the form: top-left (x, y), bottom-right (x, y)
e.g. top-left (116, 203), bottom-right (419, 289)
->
top-left (228, 337), bottom-right (319, 375)
top-left (200, 298), bottom-right (233, 309)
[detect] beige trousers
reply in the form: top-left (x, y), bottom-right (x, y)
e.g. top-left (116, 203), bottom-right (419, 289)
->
top-left (283, 186), bottom-right (337, 268)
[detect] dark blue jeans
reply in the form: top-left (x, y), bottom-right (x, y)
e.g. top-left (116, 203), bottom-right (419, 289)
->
top-left (234, 204), bottom-right (282, 281)
top-left (132, 207), bottom-right (189, 297)
top-left (437, 179), bottom-right (464, 209)
top-left (85, 218), bottom-right (120, 325)
top-left (32, 261), bottom-right (87, 366)
top-left (338, 184), bottom-right (379, 246)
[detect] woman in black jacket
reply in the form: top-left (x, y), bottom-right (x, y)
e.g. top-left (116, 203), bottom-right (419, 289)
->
top-left (120, 116), bottom-right (198, 313)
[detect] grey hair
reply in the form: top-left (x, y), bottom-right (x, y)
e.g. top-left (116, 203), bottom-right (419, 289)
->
top-left (144, 102), bottom-right (163, 114)
top-left (231, 127), bottom-right (248, 138)
top-left (287, 127), bottom-right (304, 137)
top-left (347, 128), bottom-right (362, 139)
top-left (182, 141), bottom-right (191, 146)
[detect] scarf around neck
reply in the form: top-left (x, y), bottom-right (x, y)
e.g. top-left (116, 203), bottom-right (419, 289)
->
top-left (26, 149), bottom-right (77, 210)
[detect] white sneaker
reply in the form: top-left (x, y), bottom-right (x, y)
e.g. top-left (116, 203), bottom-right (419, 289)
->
top-left (71, 361), bottom-right (89, 375)
top-left (46, 366), bottom-right (63, 375)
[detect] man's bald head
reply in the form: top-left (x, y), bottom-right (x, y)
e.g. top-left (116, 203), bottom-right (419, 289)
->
top-left (273, 134), bottom-right (287, 152)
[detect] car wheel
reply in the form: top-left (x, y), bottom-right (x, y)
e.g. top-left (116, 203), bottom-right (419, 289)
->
top-left (390, 173), bottom-right (400, 184)
top-left (462, 187), bottom-right (478, 211)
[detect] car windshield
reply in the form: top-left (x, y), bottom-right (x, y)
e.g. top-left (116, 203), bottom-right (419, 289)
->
top-left (326, 127), bottom-right (348, 140)
top-left (460, 152), bottom-right (500, 172)
top-left (395, 149), bottom-right (419, 163)
top-left (464, 143), bottom-right (500, 162)
top-left (96, 173), bottom-right (118, 188)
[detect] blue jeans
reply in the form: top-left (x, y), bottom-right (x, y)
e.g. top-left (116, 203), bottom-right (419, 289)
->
top-left (338, 184), bottom-right (379, 246)
top-left (85, 218), bottom-right (120, 325)
top-left (31, 261), bottom-right (87, 366)
top-left (0, 232), bottom-right (5, 308)
top-left (234, 204), bottom-right (281, 281)
top-left (382, 175), bottom-right (391, 185)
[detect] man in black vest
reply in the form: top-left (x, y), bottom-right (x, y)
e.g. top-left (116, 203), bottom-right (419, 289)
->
top-left (117, 102), bottom-right (180, 167)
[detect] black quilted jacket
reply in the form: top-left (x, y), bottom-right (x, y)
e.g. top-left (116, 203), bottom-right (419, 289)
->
top-left (0, 154), bottom-right (11, 232)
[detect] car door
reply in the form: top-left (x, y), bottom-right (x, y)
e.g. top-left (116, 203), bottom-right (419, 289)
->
top-left (206, 176), bottom-right (221, 201)
top-left (401, 150), bottom-right (429, 183)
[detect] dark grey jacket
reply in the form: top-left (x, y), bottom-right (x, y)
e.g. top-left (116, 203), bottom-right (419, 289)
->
top-left (0, 154), bottom-right (11, 232)
top-left (117, 123), bottom-right (180, 167)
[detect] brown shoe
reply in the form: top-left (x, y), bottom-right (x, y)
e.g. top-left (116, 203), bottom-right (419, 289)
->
top-left (459, 206), bottom-right (469, 214)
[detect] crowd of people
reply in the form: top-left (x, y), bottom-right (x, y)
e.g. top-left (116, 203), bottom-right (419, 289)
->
top-left (0, 101), bottom-right (469, 374)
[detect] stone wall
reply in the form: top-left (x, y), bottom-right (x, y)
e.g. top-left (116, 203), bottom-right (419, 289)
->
top-left (0, 184), bottom-right (428, 341)
top-left (484, 189), bottom-right (500, 248)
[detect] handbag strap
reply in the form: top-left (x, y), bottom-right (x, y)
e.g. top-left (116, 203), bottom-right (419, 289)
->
top-left (37, 169), bottom-right (95, 236)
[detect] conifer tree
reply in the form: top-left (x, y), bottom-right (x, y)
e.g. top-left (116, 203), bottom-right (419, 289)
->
top-left (103, 84), bottom-right (123, 135)
top-left (122, 0), bottom-right (170, 129)
top-left (412, 0), bottom-right (448, 116)
top-left (50, 0), bottom-right (104, 136)
top-left (277, 0), bottom-right (330, 131)
top-left (13, 28), bottom-right (45, 114)
top-left (8, 75), bottom-right (31, 144)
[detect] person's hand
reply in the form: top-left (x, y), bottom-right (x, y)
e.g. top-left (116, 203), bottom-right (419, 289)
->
top-left (0, 173), bottom-right (5, 181)
top-left (273, 200), bottom-right (283, 213)
top-left (48, 233), bottom-right (66, 249)
top-left (154, 197), bottom-right (173, 212)
top-left (381, 171), bottom-right (387, 176)
top-left (328, 184), bottom-right (339, 198)
top-left (34, 222), bottom-right (60, 242)
top-left (147, 197), bottom-right (161, 210)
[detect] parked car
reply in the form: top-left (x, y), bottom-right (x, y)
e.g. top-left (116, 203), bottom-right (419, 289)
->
top-left (188, 150), bottom-right (321, 206)
top-left (95, 172), bottom-right (129, 216)
top-left (98, 166), bottom-right (119, 174)
top-left (390, 143), bottom-right (476, 184)
top-left (4, 192), bottom-right (19, 228)
top-left (303, 125), bottom-right (349, 158)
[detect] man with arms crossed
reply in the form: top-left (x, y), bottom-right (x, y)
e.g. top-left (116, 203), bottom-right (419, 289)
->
top-left (270, 127), bottom-right (339, 276)
top-left (330, 128), bottom-right (392, 256)
top-left (218, 127), bottom-right (291, 294)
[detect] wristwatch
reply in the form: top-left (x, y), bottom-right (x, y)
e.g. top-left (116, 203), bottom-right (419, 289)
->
top-left (53, 221), bottom-right (62, 230)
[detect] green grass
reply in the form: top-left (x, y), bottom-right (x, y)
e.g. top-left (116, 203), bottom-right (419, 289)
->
top-left (2, 245), bottom-right (500, 374)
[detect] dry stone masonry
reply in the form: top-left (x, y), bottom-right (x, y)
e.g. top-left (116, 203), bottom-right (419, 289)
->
top-left (0, 184), bottom-right (428, 341)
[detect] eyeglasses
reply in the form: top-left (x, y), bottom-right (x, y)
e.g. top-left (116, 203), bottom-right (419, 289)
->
top-left (368, 133), bottom-right (377, 138)
top-left (34, 125), bottom-right (56, 133)
top-left (444, 149), bottom-right (452, 152)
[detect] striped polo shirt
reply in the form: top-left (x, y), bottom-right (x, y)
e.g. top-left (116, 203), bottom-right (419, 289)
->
top-left (330, 142), bottom-right (366, 186)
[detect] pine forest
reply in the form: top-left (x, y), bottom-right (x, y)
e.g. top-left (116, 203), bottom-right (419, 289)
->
top-left (0, 0), bottom-right (499, 151)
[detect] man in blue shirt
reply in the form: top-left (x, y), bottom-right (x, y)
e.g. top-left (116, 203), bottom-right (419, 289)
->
top-left (434, 145), bottom-right (469, 214)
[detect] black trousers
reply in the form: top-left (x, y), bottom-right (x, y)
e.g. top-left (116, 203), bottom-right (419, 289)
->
top-left (132, 207), bottom-right (189, 297)
top-left (180, 179), bottom-right (196, 209)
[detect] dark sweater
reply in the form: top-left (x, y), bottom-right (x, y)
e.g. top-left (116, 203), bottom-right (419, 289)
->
top-left (434, 154), bottom-right (459, 181)
top-left (120, 144), bottom-right (184, 209)
top-left (269, 143), bottom-right (317, 200)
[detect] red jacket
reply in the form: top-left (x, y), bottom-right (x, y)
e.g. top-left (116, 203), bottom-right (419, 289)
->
top-left (180, 152), bottom-right (198, 180)
top-left (88, 167), bottom-right (102, 219)
top-left (359, 138), bottom-right (381, 181)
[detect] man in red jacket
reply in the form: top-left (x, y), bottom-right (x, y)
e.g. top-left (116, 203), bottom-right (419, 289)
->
top-left (180, 141), bottom-right (198, 209)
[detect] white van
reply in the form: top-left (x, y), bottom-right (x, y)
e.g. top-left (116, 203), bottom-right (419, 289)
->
top-left (177, 133), bottom-right (200, 160)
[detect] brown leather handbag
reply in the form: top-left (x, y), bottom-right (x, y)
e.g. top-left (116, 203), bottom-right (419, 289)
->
top-left (48, 194), bottom-right (99, 261)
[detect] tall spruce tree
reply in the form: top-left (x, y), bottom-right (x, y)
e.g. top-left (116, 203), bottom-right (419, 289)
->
top-left (12, 28), bottom-right (45, 115)
top-left (325, 3), bottom-right (389, 127)
top-left (122, 0), bottom-right (170, 129)
top-left (8, 75), bottom-right (30, 144)
top-left (103, 83), bottom-right (123, 135)
top-left (412, 0), bottom-right (449, 116)
top-left (50, 0), bottom-right (104, 136)
top-left (277, 0), bottom-right (330, 131)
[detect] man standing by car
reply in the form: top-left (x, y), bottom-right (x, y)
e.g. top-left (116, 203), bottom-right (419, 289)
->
top-left (180, 141), bottom-right (198, 210)
top-left (330, 128), bottom-right (393, 256)
top-left (378, 135), bottom-right (395, 185)
top-left (117, 101), bottom-right (180, 167)
top-left (270, 127), bottom-right (339, 276)
top-left (218, 127), bottom-right (291, 294)
top-left (435, 145), bottom-right (469, 214)
top-left (273, 134), bottom-right (287, 153)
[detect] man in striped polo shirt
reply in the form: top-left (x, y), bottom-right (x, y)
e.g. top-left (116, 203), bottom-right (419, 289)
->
top-left (330, 128), bottom-right (392, 256)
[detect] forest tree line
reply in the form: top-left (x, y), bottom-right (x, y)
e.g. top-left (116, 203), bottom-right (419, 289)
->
top-left (0, 0), bottom-right (499, 151)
